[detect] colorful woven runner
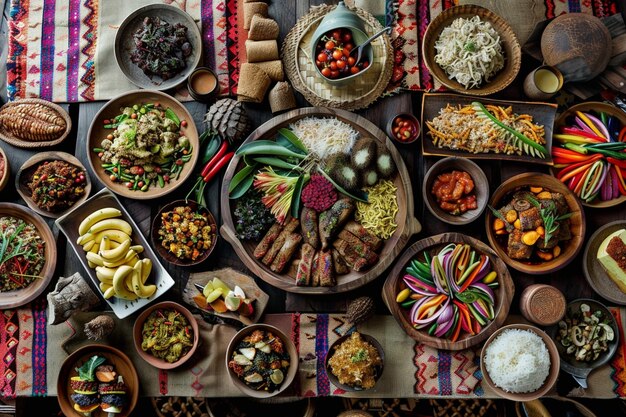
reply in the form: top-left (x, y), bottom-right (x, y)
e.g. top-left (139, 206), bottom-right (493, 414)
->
top-left (0, 299), bottom-right (47, 398)
top-left (7, 0), bottom-right (239, 102)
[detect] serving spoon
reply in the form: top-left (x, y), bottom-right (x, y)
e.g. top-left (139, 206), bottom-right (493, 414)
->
top-left (350, 26), bottom-right (392, 65)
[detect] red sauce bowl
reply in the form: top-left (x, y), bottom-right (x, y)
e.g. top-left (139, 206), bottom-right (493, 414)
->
top-left (387, 113), bottom-right (420, 144)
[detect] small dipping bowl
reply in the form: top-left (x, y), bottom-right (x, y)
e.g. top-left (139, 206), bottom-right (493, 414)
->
top-left (387, 113), bottom-right (420, 144)
top-left (187, 67), bottom-right (219, 102)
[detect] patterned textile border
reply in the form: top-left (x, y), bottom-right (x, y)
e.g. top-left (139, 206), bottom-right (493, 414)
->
top-left (611, 307), bottom-right (626, 396)
top-left (7, 0), bottom-right (238, 102)
top-left (0, 300), bottom-right (47, 398)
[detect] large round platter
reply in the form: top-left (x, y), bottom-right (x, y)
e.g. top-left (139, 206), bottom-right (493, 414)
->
top-left (0, 203), bottom-right (57, 309)
top-left (282, 4), bottom-right (393, 111)
top-left (57, 344), bottom-right (139, 417)
top-left (220, 107), bottom-right (421, 294)
top-left (86, 90), bottom-right (199, 200)
top-left (551, 102), bottom-right (626, 208)
top-left (582, 220), bottom-right (626, 305)
top-left (114, 4), bottom-right (202, 91)
top-left (382, 233), bottom-right (515, 350)
top-left (15, 151), bottom-right (92, 219)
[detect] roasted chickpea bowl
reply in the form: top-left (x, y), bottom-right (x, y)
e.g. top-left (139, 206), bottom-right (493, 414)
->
top-left (150, 199), bottom-right (218, 267)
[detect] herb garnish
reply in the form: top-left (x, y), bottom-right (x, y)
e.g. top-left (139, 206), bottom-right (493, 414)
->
top-left (526, 194), bottom-right (573, 244)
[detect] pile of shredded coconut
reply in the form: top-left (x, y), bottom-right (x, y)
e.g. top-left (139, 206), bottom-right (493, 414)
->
top-left (483, 328), bottom-right (550, 393)
top-left (289, 117), bottom-right (359, 158)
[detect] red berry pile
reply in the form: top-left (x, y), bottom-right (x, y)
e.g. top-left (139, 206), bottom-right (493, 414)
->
top-left (301, 174), bottom-right (338, 212)
top-left (315, 28), bottom-right (369, 80)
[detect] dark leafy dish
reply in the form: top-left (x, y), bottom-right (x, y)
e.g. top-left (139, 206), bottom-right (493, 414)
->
top-left (0, 216), bottom-right (45, 292)
top-left (28, 160), bottom-right (87, 213)
top-left (228, 328), bottom-right (290, 393)
top-left (131, 16), bottom-right (192, 81)
top-left (93, 102), bottom-right (192, 193)
top-left (556, 303), bottom-right (615, 362)
top-left (490, 186), bottom-right (572, 263)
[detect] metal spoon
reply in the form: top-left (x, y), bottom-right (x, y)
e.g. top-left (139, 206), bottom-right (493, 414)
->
top-left (350, 26), bottom-right (392, 65)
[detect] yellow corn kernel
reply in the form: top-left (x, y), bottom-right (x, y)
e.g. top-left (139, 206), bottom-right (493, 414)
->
top-left (522, 231), bottom-right (540, 246)
top-left (530, 186), bottom-right (543, 194)
top-left (536, 226), bottom-right (545, 236)
top-left (396, 288), bottom-right (411, 303)
top-left (537, 251), bottom-right (553, 261)
top-left (505, 210), bottom-right (518, 223)
top-left (514, 219), bottom-right (521, 230)
top-left (553, 245), bottom-right (561, 258)
top-left (537, 191), bottom-right (552, 199)
top-left (493, 218), bottom-right (505, 231)
top-left (483, 271), bottom-right (498, 284)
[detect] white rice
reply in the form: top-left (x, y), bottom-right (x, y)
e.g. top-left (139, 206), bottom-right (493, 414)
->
top-left (289, 117), bottom-right (359, 159)
top-left (483, 329), bottom-right (550, 393)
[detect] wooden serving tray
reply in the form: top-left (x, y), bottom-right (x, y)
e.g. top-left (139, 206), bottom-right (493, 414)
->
top-left (220, 107), bottom-right (421, 294)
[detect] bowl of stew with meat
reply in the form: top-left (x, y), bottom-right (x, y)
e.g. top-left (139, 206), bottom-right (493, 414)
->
top-left (423, 157), bottom-right (488, 225)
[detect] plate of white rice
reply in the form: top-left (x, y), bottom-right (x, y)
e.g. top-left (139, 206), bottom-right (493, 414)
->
top-left (481, 324), bottom-right (559, 401)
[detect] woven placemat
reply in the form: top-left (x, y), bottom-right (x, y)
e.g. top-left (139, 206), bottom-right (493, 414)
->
top-left (281, 4), bottom-right (393, 111)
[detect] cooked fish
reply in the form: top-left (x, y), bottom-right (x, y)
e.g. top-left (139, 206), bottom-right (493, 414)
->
top-left (343, 221), bottom-right (382, 251)
top-left (261, 218), bottom-right (299, 265)
top-left (296, 243), bottom-right (316, 286)
top-left (270, 233), bottom-right (302, 273)
top-left (317, 250), bottom-right (335, 287)
top-left (331, 248), bottom-right (350, 275)
top-left (300, 207), bottom-right (320, 249)
top-left (319, 198), bottom-right (355, 249)
top-left (254, 223), bottom-right (283, 259)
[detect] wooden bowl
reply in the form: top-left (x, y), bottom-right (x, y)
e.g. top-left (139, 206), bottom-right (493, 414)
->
top-left (114, 4), bottom-right (202, 91)
top-left (325, 332), bottom-right (384, 391)
top-left (546, 298), bottom-right (620, 389)
top-left (57, 344), bottom-right (139, 417)
top-left (552, 101), bottom-right (626, 208)
top-left (386, 113), bottom-right (420, 145)
top-left (423, 157), bottom-right (488, 225)
top-left (15, 152), bottom-right (92, 219)
top-left (481, 324), bottom-right (560, 401)
top-left (55, 188), bottom-right (175, 319)
top-left (485, 173), bottom-right (586, 275)
top-left (422, 5), bottom-right (521, 96)
top-left (225, 324), bottom-right (298, 398)
top-left (133, 301), bottom-right (199, 369)
top-left (382, 233), bottom-right (515, 350)
top-left (0, 145), bottom-right (9, 192)
top-left (220, 107), bottom-right (421, 294)
top-left (0, 98), bottom-right (72, 148)
top-left (86, 90), bottom-right (199, 200)
top-left (151, 199), bottom-right (218, 267)
top-left (0, 203), bottom-right (57, 309)
top-left (582, 220), bottom-right (626, 305)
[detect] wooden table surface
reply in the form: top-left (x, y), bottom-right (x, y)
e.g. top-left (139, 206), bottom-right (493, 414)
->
top-left (0, 0), bottom-right (625, 334)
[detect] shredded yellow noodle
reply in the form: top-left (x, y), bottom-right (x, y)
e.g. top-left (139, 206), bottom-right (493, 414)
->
top-left (355, 180), bottom-right (398, 239)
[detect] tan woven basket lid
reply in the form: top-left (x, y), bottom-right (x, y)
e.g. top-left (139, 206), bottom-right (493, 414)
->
top-left (519, 284), bottom-right (566, 326)
top-left (281, 4), bottom-right (393, 111)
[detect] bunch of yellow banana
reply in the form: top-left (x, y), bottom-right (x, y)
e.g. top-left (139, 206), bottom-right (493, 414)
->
top-left (76, 207), bottom-right (156, 301)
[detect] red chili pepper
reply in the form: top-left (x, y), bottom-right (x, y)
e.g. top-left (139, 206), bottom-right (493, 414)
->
top-left (450, 316), bottom-right (463, 342)
top-left (203, 152), bottom-right (234, 183)
top-left (200, 141), bottom-right (229, 177)
top-left (619, 126), bottom-right (626, 142)
top-left (615, 166), bottom-right (626, 196)
top-left (557, 154), bottom-right (603, 182)
top-left (607, 157), bottom-right (626, 169)
top-left (458, 255), bottom-right (486, 293)
top-left (568, 171), bottom-right (585, 191)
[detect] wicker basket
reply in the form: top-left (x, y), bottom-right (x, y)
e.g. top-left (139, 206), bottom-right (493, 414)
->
top-left (282, 4), bottom-right (393, 110)
top-left (430, 399), bottom-right (505, 417)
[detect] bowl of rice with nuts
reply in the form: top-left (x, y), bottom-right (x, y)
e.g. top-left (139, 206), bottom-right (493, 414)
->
top-left (325, 332), bottom-right (384, 391)
top-left (480, 324), bottom-right (559, 401)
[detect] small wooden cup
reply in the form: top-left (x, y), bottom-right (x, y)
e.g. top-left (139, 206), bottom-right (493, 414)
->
top-left (523, 65), bottom-right (564, 100)
top-left (187, 67), bottom-right (219, 102)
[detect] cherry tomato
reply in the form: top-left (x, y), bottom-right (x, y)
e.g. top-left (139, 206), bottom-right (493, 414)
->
top-left (344, 43), bottom-right (353, 52)
top-left (332, 30), bottom-right (341, 40)
top-left (362, 61), bottom-right (369, 69)
top-left (350, 66), bottom-right (360, 75)
top-left (336, 60), bottom-right (347, 70)
top-left (347, 57), bottom-right (356, 66)
top-left (329, 61), bottom-right (338, 71)
top-left (109, 174), bottom-right (117, 182)
top-left (343, 48), bottom-right (351, 57)
top-left (321, 67), bottom-right (332, 77)
top-left (330, 70), bottom-right (340, 78)
top-left (343, 32), bottom-right (352, 42)
top-left (332, 49), bottom-right (343, 60)
top-left (325, 40), bottom-right (336, 50)
top-left (181, 120), bottom-right (188, 128)
top-left (317, 52), bottom-right (328, 63)
top-left (316, 60), bottom-right (322, 68)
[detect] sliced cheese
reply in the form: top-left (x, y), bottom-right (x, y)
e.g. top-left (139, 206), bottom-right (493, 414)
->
top-left (597, 229), bottom-right (626, 293)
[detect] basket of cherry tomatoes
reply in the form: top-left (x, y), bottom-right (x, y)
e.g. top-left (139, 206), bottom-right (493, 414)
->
top-left (313, 27), bottom-right (372, 85)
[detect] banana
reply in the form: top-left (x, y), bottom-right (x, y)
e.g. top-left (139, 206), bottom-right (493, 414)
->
top-left (88, 261), bottom-right (96, 268)
top-left (103, 287), bottom-right (116, 299)
top-left (99, 239), bottom-right (131, 261)
top-left (103, 249), bottom-right (138, 268)
top-left (86, 252), bottom-right (104, 267)
top-left (89, 243), bottom-right (99, 254)
top-left (141, 258), bottom-right (152, 284)
top-left (82, 240), bottom-right (95, 252)
top-left (99, 282), bottom-right (112, 292)
top-left (99, 236), bottom-right (110, 255)
top-left (130, 245), bottom-right (144, 254)
top-left (88, 218), bottom-right (132, 236)
top-left (131, 260), bottom-right (156, 298)
top-left (94, 229), bottom-right (131, 245)
top-left (78, 208), bottom-right (122, 235)
top-left (112, 265), bottom-right (138, 300)
top-left (77, 232), bottom-right (94, 246)
top-left (95, 266), bottom-right (116, 283)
